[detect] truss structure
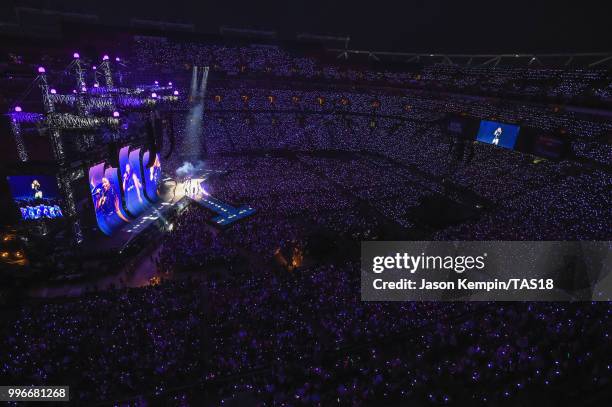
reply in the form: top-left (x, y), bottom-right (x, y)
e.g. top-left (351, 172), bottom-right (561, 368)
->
top-left (5, 54), bottom-right (178, 244)
top-left (329, 49), bottom-right (612, 68)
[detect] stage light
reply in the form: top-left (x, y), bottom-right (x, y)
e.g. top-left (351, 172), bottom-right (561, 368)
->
top-left (37, 67), bottom-right (46, 73)
top-left (94, 83), bottom-right (99, 88)
top-left (1, 251), bottom-right (8, 258)
top-left (115, 57), bottom-right (120, 62)
top-left (14, 106), bottom-right (22, 112)
top-left (168, 81), bottom-right (173, 86)
top-left (154, 80), bottom-right (159, 85)
top-left (72, 90), bottom-right (77, 94)
top-left (92, 66), bottom-right (97, 70)
top-left (103, 55), bottom-right (109, 61)
top-left (50, 88), bottom-right (57, 94)
top-left (73, 52), bottom-right (80, 58)
top-left (151, 92), bottom-right (157, 98)
top-left (113, 111), bottom-right (120, 117)
top-left (173, 90), bottom-right (179, 95)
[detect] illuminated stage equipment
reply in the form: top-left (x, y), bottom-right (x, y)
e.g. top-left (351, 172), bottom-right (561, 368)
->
top-left (6, 53), bottom-right (179, 245)
top-left (174, 170), bottom-right (256, 227)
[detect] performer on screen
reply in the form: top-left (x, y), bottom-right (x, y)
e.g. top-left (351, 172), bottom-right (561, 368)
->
top-left (492, 127), bottom-right (502, 146)
top-left (31, 179), bottom-right (43, 199)
top-left (149, 154), bottom-right (162, 196)
top-left (95, 177), bottom-right (129, 222)
top-left (149, 155), bottom-right (162, 185)
top-left (122, 163), bottom-right (143, 204)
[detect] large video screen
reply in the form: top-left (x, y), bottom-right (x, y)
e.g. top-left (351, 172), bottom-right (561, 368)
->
top-left (105, 165), bottom-right (131, 221)
top-left (120, 146), bottom-right (148, 216)
top-left (7, 175), bottom-right (64, 221)
top-left (89, 163), bottom-right (129, 236)
top-left (533, 134), bottom-right (565, 159)
top-left (119, 146), bottom-right (130, 177)
top-left (476, 120), bottom-right (520, 150)
top-left (142, 150), bottom-right (162, 203)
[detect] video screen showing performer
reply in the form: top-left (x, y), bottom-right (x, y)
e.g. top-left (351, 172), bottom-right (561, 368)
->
top-left (89, 163), bottom-right (129, 236)
top-left (476, 120), bottom-right (520, 150)
top-left (7, 175), bottom-right (64, 221)
top-left (122, 162), bottom-right (143, 203)
top-left (119, 147), bottom-right (149, 216)
top-left (143, 150), bottom-right (162, 202)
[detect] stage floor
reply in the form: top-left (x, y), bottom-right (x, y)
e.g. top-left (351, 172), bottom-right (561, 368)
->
top-left (198, 196), bottom-right (256, 226)
top-left (81, 197), bottom-right (189, 255)
top-left (173, 171), bottom-right (256, 226)
top-left (81, 168), bottom-right (255, 257)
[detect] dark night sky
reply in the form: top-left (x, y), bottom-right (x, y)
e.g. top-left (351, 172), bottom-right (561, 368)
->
top-left (1, 1), bottom-right (611, 53)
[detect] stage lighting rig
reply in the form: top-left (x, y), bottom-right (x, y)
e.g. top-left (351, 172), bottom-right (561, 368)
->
top-left (6, 53), bottom-right (179, 245)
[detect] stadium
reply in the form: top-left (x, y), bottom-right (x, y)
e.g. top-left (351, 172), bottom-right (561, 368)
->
top-left (0, 1), bottom-right (610, 405)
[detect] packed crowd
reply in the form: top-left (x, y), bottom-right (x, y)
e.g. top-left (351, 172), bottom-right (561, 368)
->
top-left (173, 86), bottom-right (611, 165)
top-left (2, 248), bottom-right (609, 405)
top-left (156, 205), bottom-right (240, 273)
top-left (2, 38), bottom-right (611, 407)
top-left (170, 110), bottom-right (610, 242)
top-left (133, 37), bottom-right (612, 106)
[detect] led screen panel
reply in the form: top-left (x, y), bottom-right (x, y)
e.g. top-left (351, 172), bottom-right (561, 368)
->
top-left (89, 163), bottom-right (129, 236)
top-left (120, 146), bottom-right (148, 216)
top-left (533, 134), bottom-right (564, 159)
top-left (476, 120), bottom-right (520, 150)
top-left (7, 175), bottom-right (63, 220)
top-left (142, 150), bottom-right (162, 203)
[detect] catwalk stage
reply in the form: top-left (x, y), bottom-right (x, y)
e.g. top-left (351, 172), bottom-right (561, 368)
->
top-left (81, 197), bottom-right (190, 256)
top-left (81, 169), bottom-right (256, 259)
top-left (172, 170), bottom-right (257, 227)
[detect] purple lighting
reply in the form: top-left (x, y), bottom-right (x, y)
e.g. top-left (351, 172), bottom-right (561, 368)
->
top-left (37, 67), bottom-right (46, 73)
top-left (103, 55), bottom-right (109, 61)
top-left (72, 90), bottom-right (77, 94)
top-left (50, 89), bottom-right (57, 94)
top-left (154, 81), bottom-right (159, 85)
top-left (113, 111), bottom-right (120, 118)
top-left (173, 90), bottom-right (179, 95)
top-left (73, 52), bottom-right (80, 58)
top-left (168, 82), bottom-right (173, 86)
top-left (94, 83), bottom-right (99, 88)
top-left (92, 66), bottom-right (97, 70)
top-left (14, 106), bottom-right (22, 112)
top-left (115, 57), bottom-right (120, 62)
top-left (81, 86), bottom-right (87, 92)
top-left (151, 92), bottom-right (157, 98)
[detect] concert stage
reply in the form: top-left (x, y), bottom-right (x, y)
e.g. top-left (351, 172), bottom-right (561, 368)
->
top-left (197, 196), bottom-right (256, 226)
top-left (81, 197), bottom-right (190, 256)
top-left (173, 171), bottom-right (256, 227)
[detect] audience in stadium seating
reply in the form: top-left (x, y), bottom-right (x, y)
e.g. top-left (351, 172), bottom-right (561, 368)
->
top-left (1, 38), bottom-right (610, 407)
